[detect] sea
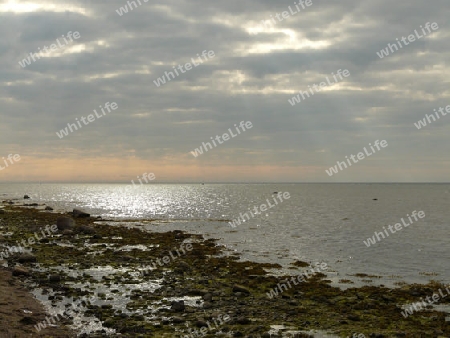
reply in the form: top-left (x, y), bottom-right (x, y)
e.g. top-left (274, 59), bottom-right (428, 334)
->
top-left (1, 183), bottom-right (449, 288)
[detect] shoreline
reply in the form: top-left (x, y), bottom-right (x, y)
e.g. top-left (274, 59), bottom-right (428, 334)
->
top-left (0, 265), bottom-right (76, 337)
top-left (0, 203), bottom-right (449, 337)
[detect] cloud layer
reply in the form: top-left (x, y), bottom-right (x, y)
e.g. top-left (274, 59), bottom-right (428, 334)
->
top-left (1, 0), bottom-right (449, 182)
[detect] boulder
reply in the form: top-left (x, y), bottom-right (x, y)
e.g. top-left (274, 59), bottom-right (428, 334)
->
top-left (49, 274), bottom-right (61, 282)
top-left (24, 195), bottom-right (30, 199)
top-left (73, 209), bottom-right (90, 218)
top-left (45, 206), bottom-right (54, 211)
top-left (20, 316), bottom-right (37, 325)
top-left (236, 316), bottom-right (251, 325)
top-left (202, 293), bottom-right (213, 302)
top-left (61, 229), bottom-right (74, 236)
top-left (170, 300), bottom-right (185, 312)
top-left (78, 225), bottom-right (96, 235)
top-left (172, 316), bottom-right (185, 323)
top-left (56, 217), bottom-right (75, 231)
top-left (196, 320), bottom-right (208, 327)
top-left (174, 261), bottom-right (191, 274)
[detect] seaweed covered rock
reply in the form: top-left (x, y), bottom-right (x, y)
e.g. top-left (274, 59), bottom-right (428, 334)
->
top-left (56, 217), bottom-right (75, 230)
top-left (73, 209), bottom-right (90, 218)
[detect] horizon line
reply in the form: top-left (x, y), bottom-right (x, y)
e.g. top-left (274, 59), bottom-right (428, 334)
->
top-left (0, 181), bottom-right (449, 184)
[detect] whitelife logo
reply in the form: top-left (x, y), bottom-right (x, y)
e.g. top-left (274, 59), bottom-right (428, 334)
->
top-left (56, 102), bottom-right (118, 139)
top-left (18, 31), bottom-right (81, 68)
top-left (401, 285), bottom-right (450, 318)
top-left (190, 121), bottom-right (253, 158)
top-left (258, 0), bottom-right (313, 30)
top-left (325, 140), bottom-right (388, 177)
top-left (115, 0), bottom-right (149, 16)
top-left (35, 296), bottom-right (93, 332)
top-left (363, 211), bottom-right (425, 247)
top-left (153, 50), bottom-right (215, 87)
top-left (182, 313), bottom-right (230, 337)
top-left (288, 69), bottom-right (350, 106)
top-left (0, 154), bottom-right (21, 171)
top-left (0, 224), bottom-right (59, 261)
top-left (137, 243), bottom-right (193, 277)
top-left (229, 192), bottom-right (290, 228)
top-left (376, 22), bottom-right (439, 59)
top-left (266, 262), bottom-right (328, 299)
top-left (131, 172), bottom-right (155, 187)
top-left (414, 104), bottom-right (449, 130)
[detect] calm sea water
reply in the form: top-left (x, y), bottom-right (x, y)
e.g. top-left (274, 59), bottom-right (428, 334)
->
top-left (1, 183), bottom-right (449, 288)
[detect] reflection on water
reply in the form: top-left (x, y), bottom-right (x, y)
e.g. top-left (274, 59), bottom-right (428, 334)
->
top-left (1, 183), bottom-right (449, 286)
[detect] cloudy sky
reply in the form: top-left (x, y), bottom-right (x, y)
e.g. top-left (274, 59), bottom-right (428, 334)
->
top-left (1, 0), bottom-right (449, 182)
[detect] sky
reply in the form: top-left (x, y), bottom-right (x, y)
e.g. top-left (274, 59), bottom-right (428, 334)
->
top-left (0, 0), bottom-right (449, 183)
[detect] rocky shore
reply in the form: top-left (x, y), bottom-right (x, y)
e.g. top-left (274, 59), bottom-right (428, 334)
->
top-left (0, 202), bottom-right (449, 337)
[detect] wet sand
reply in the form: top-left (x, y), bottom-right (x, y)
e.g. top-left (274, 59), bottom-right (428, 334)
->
top-left (0, 266), bottom-right (74, 337)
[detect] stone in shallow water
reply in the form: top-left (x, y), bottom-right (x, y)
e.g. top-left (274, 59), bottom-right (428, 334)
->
top-left (56, 217), bottom-right (75, 231)
top-left (73, 209), bottom-right (90, 218)
top-left (171, 300), bottom-right (185, 312)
